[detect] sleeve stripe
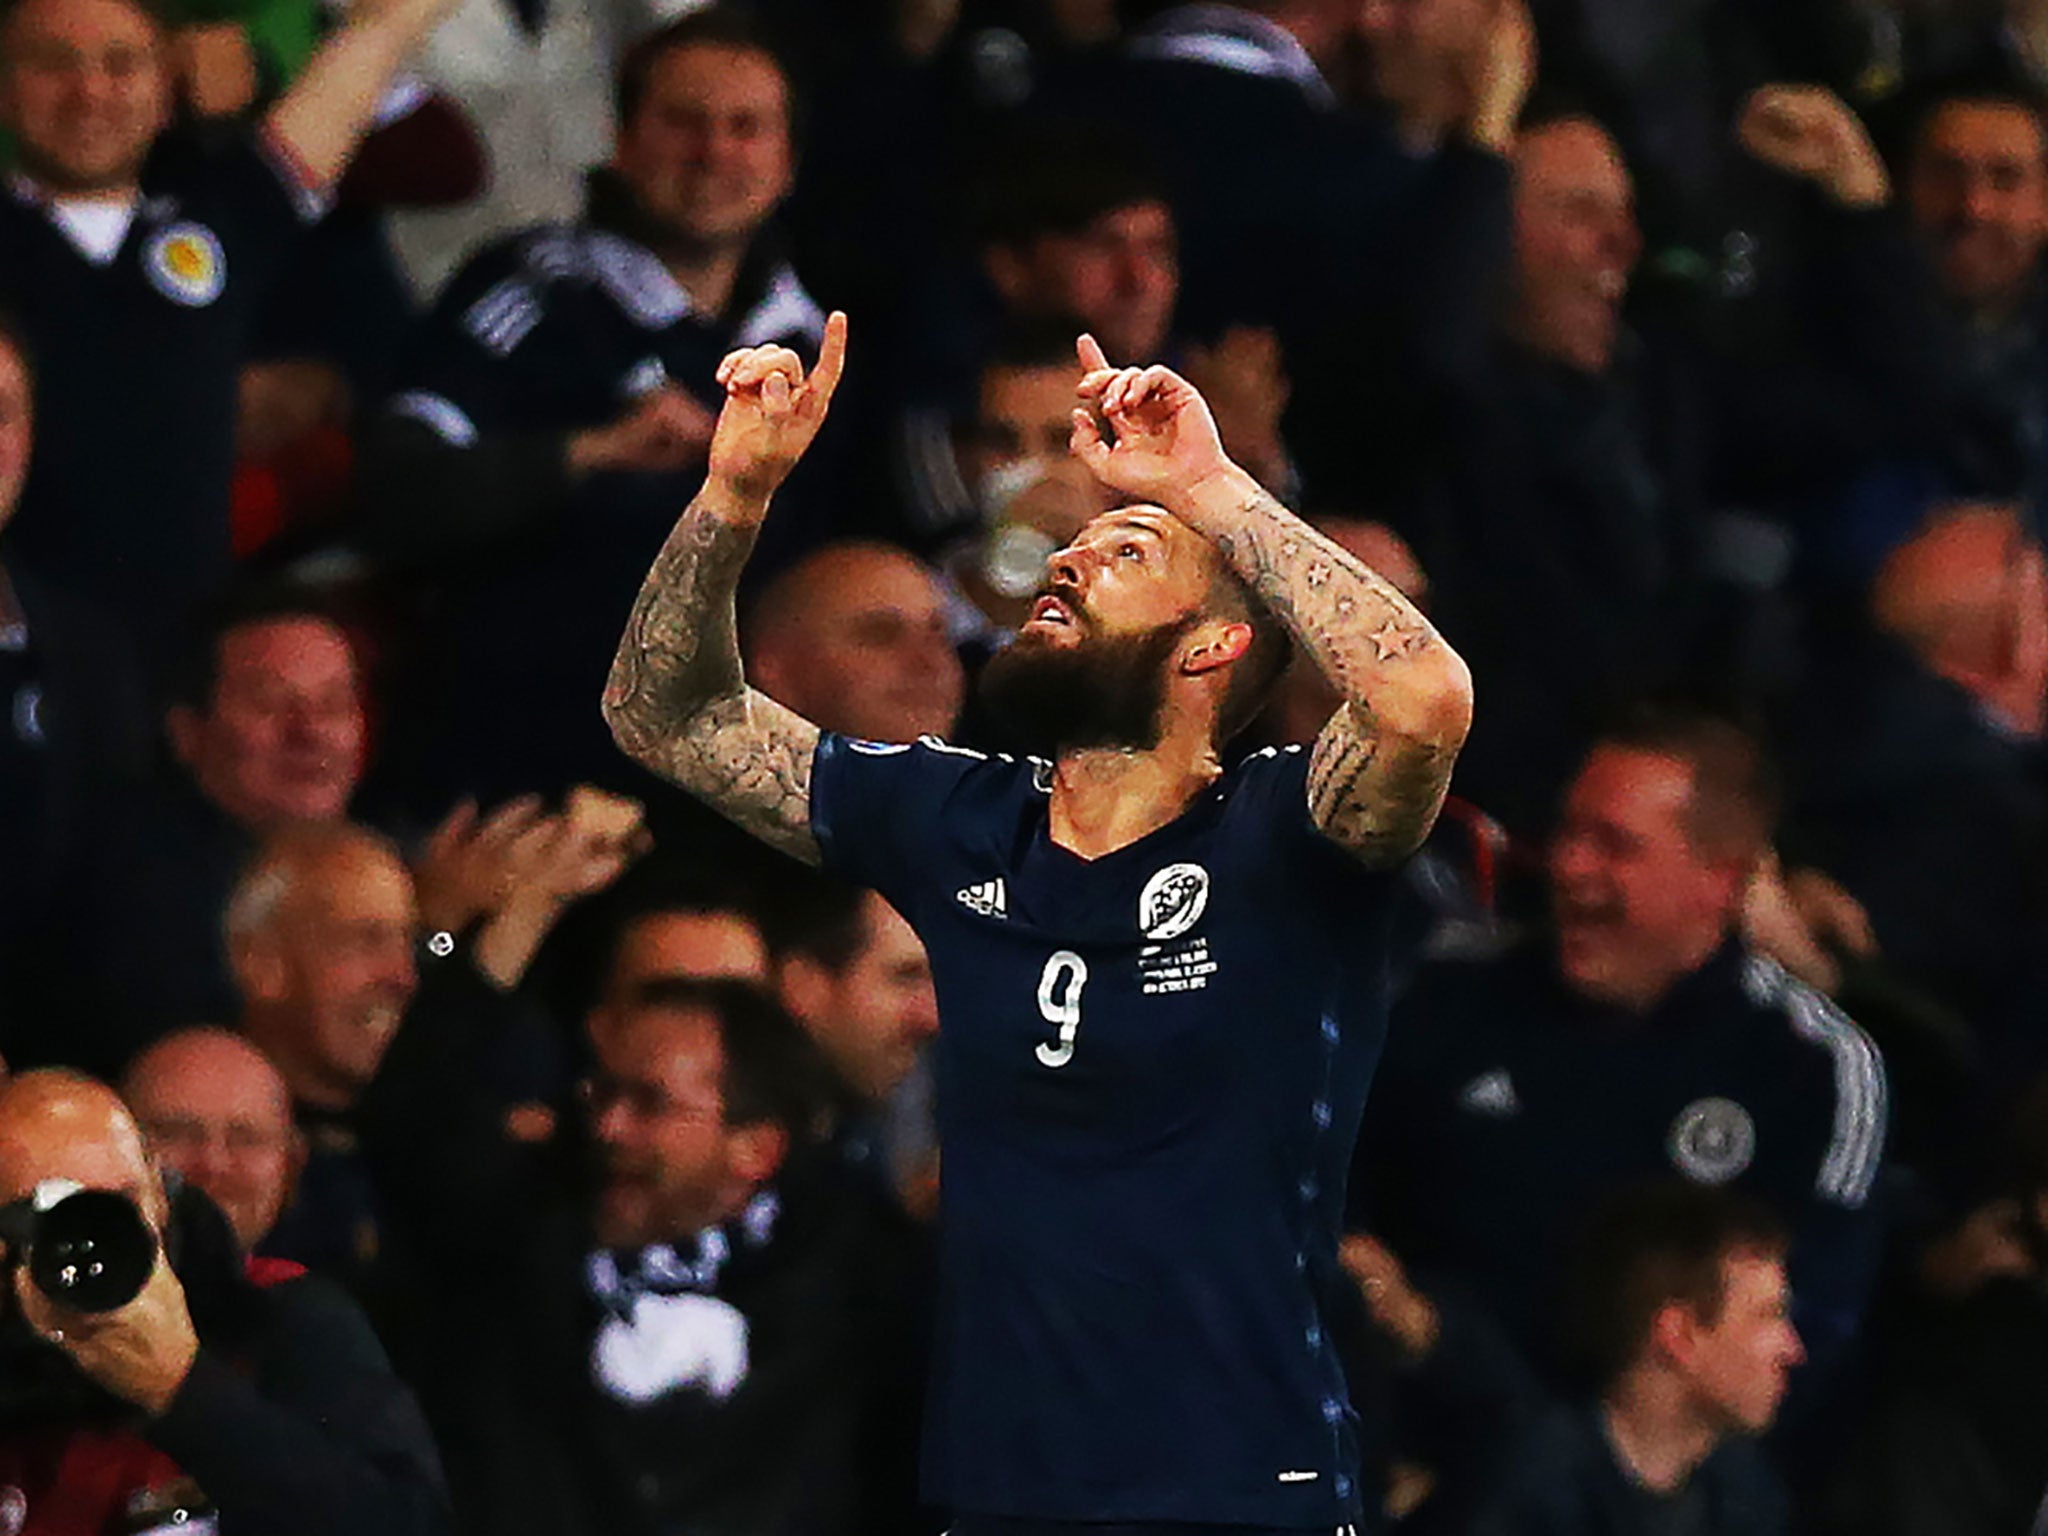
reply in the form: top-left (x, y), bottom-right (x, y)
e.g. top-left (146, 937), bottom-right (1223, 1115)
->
top-left (1786, 983), bottom-right (1887, 1207)
top-left (389, 390), bottom-right (478, 447)
top-left (1742, 954), bottom-right (1887, 1208)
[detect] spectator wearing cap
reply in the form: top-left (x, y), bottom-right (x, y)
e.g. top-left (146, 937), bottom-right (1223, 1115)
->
top-left (1353, 711), bottom-right (1888, 1402)
top-left (0, 0), bottom-right (459, 659)
top-left (356, 6), bottom-right (842, 812)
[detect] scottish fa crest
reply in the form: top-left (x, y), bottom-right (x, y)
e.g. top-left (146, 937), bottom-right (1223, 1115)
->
top-left (1139, 863), bottom-right (1210, 941)
top-left (1668, 1097), bottom-right (1756, 1185)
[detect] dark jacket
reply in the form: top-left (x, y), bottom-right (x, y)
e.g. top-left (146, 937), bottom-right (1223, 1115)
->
top-left (353, 942), bottom-right (924, 1536)
top-left (0, 1183), bottom-right (448, 1536)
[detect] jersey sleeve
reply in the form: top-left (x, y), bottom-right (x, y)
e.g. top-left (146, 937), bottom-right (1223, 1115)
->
top-left (1226, 745), bottom-right (1399, 916)
top-left (809, 733), bottom-right (987, 914)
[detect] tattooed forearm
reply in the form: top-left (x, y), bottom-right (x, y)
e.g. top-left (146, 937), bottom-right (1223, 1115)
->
top-left (604, 490), bottom-right (822, 865)
top-left (1188, 473), bottom-right (1473, 866)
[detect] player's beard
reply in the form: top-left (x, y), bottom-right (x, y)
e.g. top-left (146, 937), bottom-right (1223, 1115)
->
top-left (979, 615), bottom-right (1192, 755)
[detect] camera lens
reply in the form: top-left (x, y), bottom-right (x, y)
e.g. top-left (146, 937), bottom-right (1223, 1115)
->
top-left (28, 1191), bottom-right (157, 1313)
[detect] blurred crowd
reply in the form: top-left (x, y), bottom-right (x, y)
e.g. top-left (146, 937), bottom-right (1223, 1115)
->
top-left (3, 0), bottom-right (2048, 1531)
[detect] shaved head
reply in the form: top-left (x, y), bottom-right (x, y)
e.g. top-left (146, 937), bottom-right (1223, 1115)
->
top-left (0, 1070), bottom-right (165, 1227)
top-left (745, 541), bottom-right (965, 743)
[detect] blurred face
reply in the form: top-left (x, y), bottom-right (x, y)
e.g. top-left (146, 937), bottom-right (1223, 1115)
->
top-left (1358, 0), bottom-right (1489, 116)
top-left (171, 619), bottom-right (365, 833)
top-left (755, 551), bottom-right (965, 742)
top-left (591, 909), bottom-right (769, 1057)
top-left (1548, 747), bottom-right (1741, 1012)
top-left (1908, 101), bottom-right (2048, 315)
top-left (0, 0), bottom-right (170, 195)
top-left (126, 1035), bottom-right (297, 1252)
top-left (798, 894), bottom-right (938, 1103)
top-left (614, 43), bottom-right (792, 255)
top-left (587, 1006), bottom-right (763, 1247)
top-left (253, 846), bottom-right (418, 1109)
top-left (1511, 119), bottom-right (1641, 374)
top-left (0, 337), bottom-right (31, 533)
top-left (965, 360), bottom-right (1086, 500)
top-left (1677, 1252), bottom-right (1804, 1435)
top-left (995, 202), bottom-right (1178, 365)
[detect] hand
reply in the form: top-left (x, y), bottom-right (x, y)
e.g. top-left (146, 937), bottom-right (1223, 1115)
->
top-left (1741, 849), bottom-right (1844, 995)
top-left (706, 311), bottom-right (849, 507)
top-left (517, 787), bottom-right (650, 905)
top-left (1738, 86), bottom-right (1889, 208)
top-left (1463, 0), bottom-right (1535, 151)
top-left (1339, 1233), bottom-right (1440, 1362)
top-left (568, 389), bottom-right (718, 477)
top-left (14, 1252), bottom-right (199, 1415)
top-left (172, 22), bottom-right (258, 117)
top-left (1069, 334), bottom-right (1236, 509)
top-left (412, 795), bottom-right (549, 933)
top-left (1785, 866), bottom-right (1879, 961)
top-left (1180, 326), bottom-right (1292, 491)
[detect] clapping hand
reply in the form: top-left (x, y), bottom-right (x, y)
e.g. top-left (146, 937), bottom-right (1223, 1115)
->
top-left (1738, 86), bottom-right (1889, 209)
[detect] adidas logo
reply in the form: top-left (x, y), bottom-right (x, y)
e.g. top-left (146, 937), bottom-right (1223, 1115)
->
top-left (955, 878), bottom-right (1007, 919)
top-left (1457, 1069), bottom-right (1520, 1117)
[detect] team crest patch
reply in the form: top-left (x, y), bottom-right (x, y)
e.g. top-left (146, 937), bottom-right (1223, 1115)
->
top-left (1139, 862), bottom-right (1210, 941)
top-left (0, 1485), bottom-right (25, 1536)
top-left (1668, 1097), bottom-right (1756, 1185)
top-left (145, 222), bottom-right (225, 307)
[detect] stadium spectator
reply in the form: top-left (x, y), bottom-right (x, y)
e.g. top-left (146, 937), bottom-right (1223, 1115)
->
top-left (744, 540), bottom-right (967, 743)
top-left (26, 585), bottom-right (367, 1072)
top-left (1900, 76), bottom-right (2048, 495)
top-left (1472, 1184), bottom-right (1800, 1536)
top-left (0, 0), bottom-right (458, 658)
top-left (1782, 501), bottom-right (2048, 1041)
top-left (0, 316), bottom-right (152, 1053)
top-left (758, 866), bottom-right (938, 1206)
top-left (0, 1070), bottom-right (447, 1536)
top-left (355, 975), bottom-right (922, 1535)
top-left (356, 5), bottom-right (835, 810)
top-left (584, 877), bottom-right (771, 1058)
top-left (124, 1027), bottom-right (304, 1254)
top-left (1354, 710), bottom-right (1889, 1397)
top-left (1823, 1073), bottom-right (2048, 1536)
top-left (1358, 90), bottom-right (1944, 834)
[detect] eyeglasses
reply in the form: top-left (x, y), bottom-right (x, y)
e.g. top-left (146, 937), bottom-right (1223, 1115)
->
top-left (575, 1073), bottom-right (718, 1126)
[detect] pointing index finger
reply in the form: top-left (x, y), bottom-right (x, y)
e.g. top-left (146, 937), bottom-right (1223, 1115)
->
top-left (1076, 333), bottom-right (1111, 375)
top-left (806, 311), bottom-right (849, 410)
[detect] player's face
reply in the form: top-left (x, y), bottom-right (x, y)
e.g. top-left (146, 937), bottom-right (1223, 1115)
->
top-left (1908, 102), bottom-right (2048, 313)
top-left (615, 44), bottom-right (793, 256)
top-left (1510, 119), bottom-right (1640, 374)
top-left (587, 1007), bottom-right (742, 1247)
top-left (172, 619), bottom-right (366, 833)
top-left (1548, 747), bottom-right (1739, 1009)
top-left (0, 0), bottom-right (169, 194)
top-left (1025, 507), bottom-right (1213, 646)
top-left (1681, 1252), bottom-right (1803, 1434)
top-left (0, 337), bottom-right (32, 532)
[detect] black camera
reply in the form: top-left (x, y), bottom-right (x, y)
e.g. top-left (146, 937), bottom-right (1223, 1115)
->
top-left (0, 1181), bottom-right (158, 1314)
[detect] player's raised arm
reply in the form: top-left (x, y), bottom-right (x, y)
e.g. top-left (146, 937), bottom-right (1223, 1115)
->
top-left (603, 313), bottom-right (849, 866)
top-left (1070, 336), bottom-right (1473, 867)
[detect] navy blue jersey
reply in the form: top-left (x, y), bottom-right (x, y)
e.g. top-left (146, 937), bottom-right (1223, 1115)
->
top-left (0, 128), bottom-right (317, 650)
top-left (811, 734), bottom-right (1401, 1527)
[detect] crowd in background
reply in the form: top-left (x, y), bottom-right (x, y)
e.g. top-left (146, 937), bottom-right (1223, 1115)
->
top-left (3, 0), bottom-right (2048, 1531)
